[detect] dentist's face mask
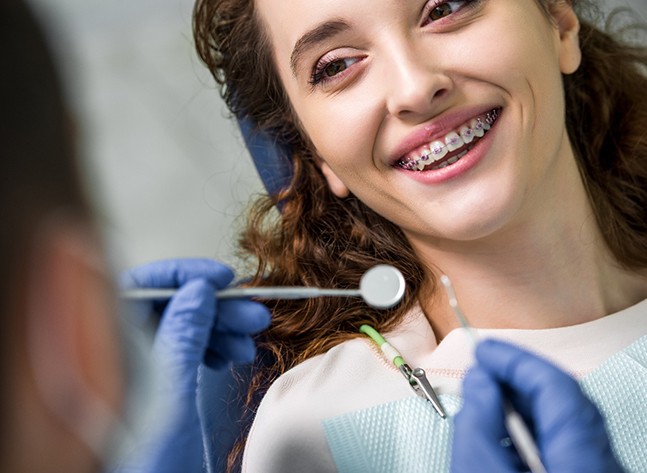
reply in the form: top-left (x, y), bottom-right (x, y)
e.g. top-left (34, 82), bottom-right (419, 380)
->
top-left (24, 218), bottom-right (168, 470)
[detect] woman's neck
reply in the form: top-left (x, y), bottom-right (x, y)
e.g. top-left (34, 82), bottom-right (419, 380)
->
top-left (413, 180), bottom-right (647, 341)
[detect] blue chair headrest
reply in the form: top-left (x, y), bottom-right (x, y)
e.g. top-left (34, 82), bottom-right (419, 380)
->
top-left (238, 116), bottom-right (293, 197)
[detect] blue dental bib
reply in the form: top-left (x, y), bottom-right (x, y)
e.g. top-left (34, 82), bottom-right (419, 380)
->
top-left (323, 335), bottom-right (647, 473)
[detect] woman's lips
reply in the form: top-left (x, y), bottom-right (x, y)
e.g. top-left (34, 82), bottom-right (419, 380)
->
top-left (394, 107), bottom-right (502, 185)
top-left (396, 108), bottom-right (501, 172)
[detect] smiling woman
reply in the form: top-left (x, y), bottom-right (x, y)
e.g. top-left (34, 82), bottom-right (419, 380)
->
top-left (193, 0), bottom-right (647, 471)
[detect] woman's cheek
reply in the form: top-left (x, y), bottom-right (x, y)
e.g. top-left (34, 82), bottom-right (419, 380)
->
top-left (302, 96), bottom-right (379, 170)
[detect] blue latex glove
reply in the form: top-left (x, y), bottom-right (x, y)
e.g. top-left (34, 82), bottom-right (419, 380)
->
top-left (117, 258), bottom-right (271, 473)
top-left (451, 339), bottom-right (623, 473)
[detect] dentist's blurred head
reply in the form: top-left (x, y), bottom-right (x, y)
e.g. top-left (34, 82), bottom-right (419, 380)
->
top-left (0, 1), bottom-right (126, 471)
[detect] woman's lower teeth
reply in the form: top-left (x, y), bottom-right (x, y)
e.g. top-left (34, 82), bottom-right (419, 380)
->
top-left (431, 148), bottom-right (470, 170)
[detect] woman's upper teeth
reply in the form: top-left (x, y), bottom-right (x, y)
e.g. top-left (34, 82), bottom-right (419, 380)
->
top-left (398, 108), bottom-right (499, 171)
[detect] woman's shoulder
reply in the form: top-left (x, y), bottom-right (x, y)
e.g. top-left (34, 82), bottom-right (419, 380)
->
top-left (242, 336), bottom-right (409, 472)
top-left (254, 336), bottom-right (397, 423)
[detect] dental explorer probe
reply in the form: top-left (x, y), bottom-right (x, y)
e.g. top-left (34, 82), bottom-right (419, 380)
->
top-left (122, 264), bottom-right (406, 310)
top-left (440, 275), bottom-right (549, 473)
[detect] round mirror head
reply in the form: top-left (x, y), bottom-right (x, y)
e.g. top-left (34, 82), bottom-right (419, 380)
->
top-left (359, 265), bottom-right (406, 309)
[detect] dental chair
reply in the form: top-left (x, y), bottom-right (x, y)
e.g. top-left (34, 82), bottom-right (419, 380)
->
top-left (197, 118), bottom-right (291, 473)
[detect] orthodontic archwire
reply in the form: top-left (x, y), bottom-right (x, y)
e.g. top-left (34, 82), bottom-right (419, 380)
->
top-left (398, 108), bottom-right (500, 171)
top-left (439, 275), bottom-right (548, 473)
top-left (359, 324), bottom-right (447, 419)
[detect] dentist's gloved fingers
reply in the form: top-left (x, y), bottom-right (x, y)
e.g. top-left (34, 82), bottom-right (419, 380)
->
top-left (451, 367), bottom-right (524, 473)
top-left (457, 368), bottom-right (509, 440)
top-left (154, 279), bottom-right (216, 357)
top-left (474, 339), bottom-right (623, 473)
top-left (119, 258), bottom-right (234, 290)
top-left (215, 299), bottom-right (271, 334)
top-left (131, 277), bottom-right (211, 473)
top-left (153, 280), bottom-right (218, 394)
top-left (203, 349), bottom-right (229, 371)
top-left (202, 300), bottom-right (269, 370)
top-left (119, 259), bottom-right (233, 327)
top-left (475, 340), bottom-right (598, 436)
top-left (206, 333), bottom-right (257, 364)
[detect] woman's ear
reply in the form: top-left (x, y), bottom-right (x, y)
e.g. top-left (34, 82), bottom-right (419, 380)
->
top-left (321, 162), bottom-right (350, 198)
top-left (552, 2), bottom-right (582, 74)
top-left (25, 221), bottom-right (124, 456)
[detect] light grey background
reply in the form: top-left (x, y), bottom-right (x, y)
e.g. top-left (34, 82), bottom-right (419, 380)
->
top-left (31, 0), bottom-right (265, 272)
top-left (29, 0), bottom-right (647, 272)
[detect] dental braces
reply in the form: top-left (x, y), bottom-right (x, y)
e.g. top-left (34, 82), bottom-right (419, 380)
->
top-left (398, 108), bottom-right (500, 171)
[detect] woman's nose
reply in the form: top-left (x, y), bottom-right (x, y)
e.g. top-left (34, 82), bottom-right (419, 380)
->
top-left (383, 47), bottom-right (453, 122)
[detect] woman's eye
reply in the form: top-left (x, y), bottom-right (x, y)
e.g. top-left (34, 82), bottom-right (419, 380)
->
top-left (323, 59), bottom-right (350, 78)
top-left (310, 56), bottom-right (361, 86)
top-left (427, 1), bottom-right (470, 22)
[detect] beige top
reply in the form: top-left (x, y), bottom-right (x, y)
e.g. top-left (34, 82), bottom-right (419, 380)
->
top-left (242, 298), bottom-right (647, 472)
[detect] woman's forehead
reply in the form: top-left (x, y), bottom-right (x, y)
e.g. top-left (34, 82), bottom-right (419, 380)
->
top-left (255, 0), bottom-right (552, 74)
top-left (255, 0), bottom-right (364, 80)
top-left (256, 0), bottom-right (355, 48)
top-left (256, 0), bottom-right (550, 48)
top-left (256, 0), bottom-right (426, 42)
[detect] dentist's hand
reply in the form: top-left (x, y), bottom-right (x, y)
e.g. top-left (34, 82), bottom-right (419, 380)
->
top-left (118, 258), bottom-right (271, 473)
top-left (451, 339), bottom-right (623, 473)
top-left (121, 258), bottom-right (270, 376)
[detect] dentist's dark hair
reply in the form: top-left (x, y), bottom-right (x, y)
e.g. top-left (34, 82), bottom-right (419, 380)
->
top-left (0, 0), bottom-right (93, 459)
top-left (193, 0), bottom-right (647, 469)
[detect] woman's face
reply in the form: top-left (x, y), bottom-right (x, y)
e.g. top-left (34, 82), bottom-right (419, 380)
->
top-left (256, 0), bottom-right (582, 247)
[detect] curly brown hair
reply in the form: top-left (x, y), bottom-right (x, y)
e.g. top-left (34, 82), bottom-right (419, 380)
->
top-left (193, 0), bottom-right (647, 469)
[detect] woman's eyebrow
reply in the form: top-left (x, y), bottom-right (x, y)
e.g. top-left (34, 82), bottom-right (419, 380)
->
top-left (290, 19), bottom-right (350, 76)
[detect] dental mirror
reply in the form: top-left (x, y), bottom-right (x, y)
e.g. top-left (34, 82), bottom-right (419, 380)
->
top-left (121, 264), bottom-right (406, 310)
top-left (358, 264), bottom-right (406, 309)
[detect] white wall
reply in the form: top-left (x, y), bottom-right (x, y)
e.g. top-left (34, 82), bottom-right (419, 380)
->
top-left (31, 0), bottom-right (647, 272)
top-left (32, 0), bottom-right (264, 272)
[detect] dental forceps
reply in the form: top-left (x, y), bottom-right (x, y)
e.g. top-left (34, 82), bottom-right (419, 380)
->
top-left (359, 324), bottom-right (447, 419)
